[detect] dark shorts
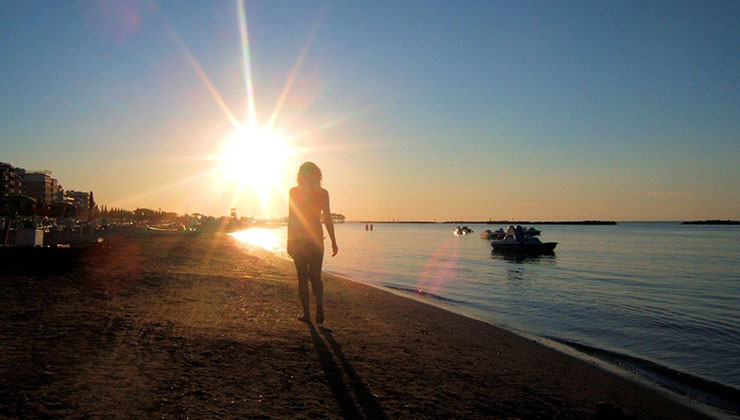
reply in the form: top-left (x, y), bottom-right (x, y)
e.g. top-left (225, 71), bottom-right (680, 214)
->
top-left (287, 239), bottom-right (324, 262)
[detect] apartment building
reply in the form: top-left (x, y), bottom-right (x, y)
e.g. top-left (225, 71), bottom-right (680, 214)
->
top-left (0, 162), bottom-right (25, 197)
top-left (23, 170), bottom-right (64, 206)
top-left (65, 190), bottom-right (92, 209)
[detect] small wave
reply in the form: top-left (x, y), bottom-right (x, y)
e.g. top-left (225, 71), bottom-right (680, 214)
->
top-left (550, 338), bottom-right (740, 415)
top-left (381, 284), bottom-right (463, 304)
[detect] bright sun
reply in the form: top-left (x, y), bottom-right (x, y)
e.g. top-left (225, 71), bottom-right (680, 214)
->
top-left (220, 126), bottom-right (291, 188)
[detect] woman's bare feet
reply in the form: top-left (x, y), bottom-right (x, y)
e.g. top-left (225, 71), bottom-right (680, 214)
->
top-left (316, 304), bottom-right (324, 324)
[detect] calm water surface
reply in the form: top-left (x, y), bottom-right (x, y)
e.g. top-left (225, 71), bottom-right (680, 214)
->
top-left (235, 222), bottom-right (740, 402)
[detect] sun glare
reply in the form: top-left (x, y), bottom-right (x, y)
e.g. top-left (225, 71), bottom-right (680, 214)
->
top-left (220, 126), bottom-right (291, 188)
top-left (230, 228), bottom-right (284, 253)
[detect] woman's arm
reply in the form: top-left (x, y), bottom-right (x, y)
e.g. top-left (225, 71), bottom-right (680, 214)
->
top-left (322, 190), bottom-right (338, 256)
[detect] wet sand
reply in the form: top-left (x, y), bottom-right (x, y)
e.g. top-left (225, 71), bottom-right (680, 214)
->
top-left (0, 233), bottom-right (713, 419)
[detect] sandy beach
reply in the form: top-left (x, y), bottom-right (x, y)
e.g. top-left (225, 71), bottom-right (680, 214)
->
top-left (0, 233), bottom-right (713, 419)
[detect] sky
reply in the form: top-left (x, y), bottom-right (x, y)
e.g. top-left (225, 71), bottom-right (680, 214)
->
top-left (1, 0), bottom-right (739, 221)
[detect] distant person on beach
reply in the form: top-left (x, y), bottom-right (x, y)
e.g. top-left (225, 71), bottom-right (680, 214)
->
top-left (287, 162), bottom-right (338, 324)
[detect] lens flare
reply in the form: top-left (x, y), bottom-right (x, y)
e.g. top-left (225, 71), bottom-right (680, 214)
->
top-left (416, 239), bottom-right (460, 296)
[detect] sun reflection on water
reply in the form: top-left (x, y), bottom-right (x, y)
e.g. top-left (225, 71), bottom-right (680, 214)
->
top-left (230, 228), bottom-right (284, 253)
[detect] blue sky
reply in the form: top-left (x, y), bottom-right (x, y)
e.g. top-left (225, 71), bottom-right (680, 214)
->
top-left (1, 1), bottom-right (738, 220)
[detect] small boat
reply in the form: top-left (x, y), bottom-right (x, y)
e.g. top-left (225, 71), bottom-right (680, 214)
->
top-left (525, 227), bottom-right (541, 236)
top-left (480, 228), bottom-right (505, 240)
top-left (147, 223), bottom-right (185, 233)
top-left (144, 224), bottom-right (201, 236)
top-left (491, 225), bottom-right (557, 254)
top-left (454, 226), bottom-right (474, 236)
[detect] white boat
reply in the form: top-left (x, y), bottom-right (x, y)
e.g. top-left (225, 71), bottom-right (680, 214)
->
top-left (491, 225), bottom-right (557, 254)
top-left (453, 226), bottom-right (474, 236)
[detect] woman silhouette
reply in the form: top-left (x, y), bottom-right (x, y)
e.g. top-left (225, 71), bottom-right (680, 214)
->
top-left (287, 162), bottom-right (338, 324)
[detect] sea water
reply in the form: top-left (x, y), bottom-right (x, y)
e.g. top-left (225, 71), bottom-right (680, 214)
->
top-left (235, 222), bottom-right (740, 410)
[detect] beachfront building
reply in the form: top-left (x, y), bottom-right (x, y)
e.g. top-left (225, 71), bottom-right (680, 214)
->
top-left (0, 162), bottom-right (25, 197)
top-left (52, 178), bottom-right (64, 203)
top-left (22, 170), bottom-right (64, 206)
top-left (65, 190), bottom-right (92, 209)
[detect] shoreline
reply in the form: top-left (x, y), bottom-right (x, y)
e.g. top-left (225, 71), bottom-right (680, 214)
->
top-left (320, 268), bottom-right (738, 419)
top-left (305, 261), bottom-right (719, 419)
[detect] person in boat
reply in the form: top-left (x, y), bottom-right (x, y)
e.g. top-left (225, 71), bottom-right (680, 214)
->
top-left (287, 162), bottom-right (338, 324)
top-left (514, 225), bottom-right (525, 242)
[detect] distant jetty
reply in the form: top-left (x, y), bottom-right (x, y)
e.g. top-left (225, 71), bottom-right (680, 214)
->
top-left (355, 220), bottom-right (617, 225)
top-left (477, 220), bottom-right (616, 225)
top-left (682, 220), bottom-right (739, 225)
top-left (357, 220), bottom-right (436, 224)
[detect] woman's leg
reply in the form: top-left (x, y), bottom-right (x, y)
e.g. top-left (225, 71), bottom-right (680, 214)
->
top-left (292, 252), bottom-right (311, 321)
top-left (307, 245), bottom-right (325, 323)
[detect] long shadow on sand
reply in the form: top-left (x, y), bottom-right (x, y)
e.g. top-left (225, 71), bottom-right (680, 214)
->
top-left (306, 323), bottom-right (388, 420)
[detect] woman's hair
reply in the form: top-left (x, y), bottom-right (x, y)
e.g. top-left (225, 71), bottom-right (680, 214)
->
top-left (297, 161), bottom-right (322, 187)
